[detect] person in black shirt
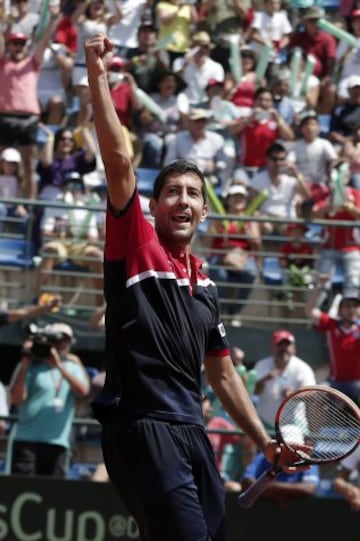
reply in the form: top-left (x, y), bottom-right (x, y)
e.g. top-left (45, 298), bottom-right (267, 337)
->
top-left (85, 33), bottom-right (302, 541)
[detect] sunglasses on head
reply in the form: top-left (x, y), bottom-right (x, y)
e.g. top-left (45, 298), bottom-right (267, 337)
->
top-left (10, 40), bottom-right (27, 46)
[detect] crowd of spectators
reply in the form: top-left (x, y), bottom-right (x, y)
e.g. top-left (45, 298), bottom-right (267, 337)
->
top-left (0, 0), bottom-right (359, 513)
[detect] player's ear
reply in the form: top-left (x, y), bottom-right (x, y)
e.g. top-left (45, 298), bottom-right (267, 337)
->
top-left (149, 198), bottom-right (156, 217)
top-left (199, 204), bottom-right (208, 223)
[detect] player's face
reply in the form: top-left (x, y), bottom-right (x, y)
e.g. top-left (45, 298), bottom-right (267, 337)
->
top-left (150, 173), bottom-right (208, 247)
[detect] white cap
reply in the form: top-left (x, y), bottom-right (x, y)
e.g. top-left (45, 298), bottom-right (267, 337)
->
top-left (47, 322), bottom-right (74, 340)
top-left (226, 184), bottom-right (248, 197)
top-left (1, 147), bottom-right (21, 163)
top-left (348, 75), bottom-right (360, 88)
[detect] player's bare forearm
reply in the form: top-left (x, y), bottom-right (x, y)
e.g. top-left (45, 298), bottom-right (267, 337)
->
top-left (204, 355), bottom-right (271, 451)
top-left (85, 33), bottom-right (135, 209)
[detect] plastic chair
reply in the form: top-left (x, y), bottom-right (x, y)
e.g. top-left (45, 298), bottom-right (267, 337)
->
top-left (262, 257), bottom-right (284, 286)
top-left (0, 238), bottom-right (36, 269)
top-left (135, 168), bottom-right (160, 196)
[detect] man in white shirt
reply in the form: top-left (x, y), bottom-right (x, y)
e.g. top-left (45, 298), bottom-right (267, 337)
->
top-left (253, 329), bottom-right (317, 432)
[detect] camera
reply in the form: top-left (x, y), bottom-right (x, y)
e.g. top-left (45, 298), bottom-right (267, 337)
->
top-left (26, 324), bottom-right (63, 361)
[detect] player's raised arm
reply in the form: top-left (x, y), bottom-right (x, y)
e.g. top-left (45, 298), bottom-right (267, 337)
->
top-left (85, 33), bottom-right (136, 211)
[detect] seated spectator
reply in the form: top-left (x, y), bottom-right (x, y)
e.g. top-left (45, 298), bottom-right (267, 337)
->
top-left (229, 87), bottom-right (294, 179)
top-left (137, 70), bottom-right (186, 168)
top-left (340, 121), bottom-right (360, 188)
top-left (207, 184), bottom-right (262, 326)
top-left (126, 19), bottom-right (170, 94)
top-left (278, 223), bottom-right (315, 306)
top-left (288, 6), bottom-right (337, 114)
top-left (305, 279), bottom-right (360, 406)
top-left (269, 70), bottom-right (297, 128)
top-left (330, 76), bottom-right (360, 147)
top-left (36, 125), bottom-right (97, 202)
top-left (248, 142), bottom-right (311, 235)
top-left (241, 429), bottom-right (320, 507)
top-left (336, 9), bottom-right (360, 105)
top-left (0, 147), bottom-right (28, 232)
top-left (39, 171), bottom-right (104, 307)
top-left (173, 30), bottom-right (225, 107)
top-left (289, 110), bottom-right (338, 210)
top-left (253, 329), bottom-right (317, 432)
top-left (163, 107), bottom-right (227, 186)
top-left (333, 445), bottom-right (360, 512)
top-left (309, 168), bottom-right (360, 305)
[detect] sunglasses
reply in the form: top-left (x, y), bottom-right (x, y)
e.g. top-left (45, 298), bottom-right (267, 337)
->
top-left (270, 156), bottom-right (286, 162)
top-left (10, 40), bottom-right (27, 46)
top-left (60, 136), bottom-right (74, 141)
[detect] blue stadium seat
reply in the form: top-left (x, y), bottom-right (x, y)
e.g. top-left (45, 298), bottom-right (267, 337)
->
top-left (262, 257), bottom-right (284, 286)
top-left (135, 168), bottom-right (160, 196)
top-left (318, 114), bottom-right (331, 136)
top-left (319, 0), bottom-right (340, 10)
top-left (0, 238), bottom-right (36, 269)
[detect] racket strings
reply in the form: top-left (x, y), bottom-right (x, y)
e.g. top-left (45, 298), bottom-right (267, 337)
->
top-left (278, 390), bottom-right (360, 463)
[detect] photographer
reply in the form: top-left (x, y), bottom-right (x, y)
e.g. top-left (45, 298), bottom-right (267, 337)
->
top-left (8, 322), bottom-right (90, 478)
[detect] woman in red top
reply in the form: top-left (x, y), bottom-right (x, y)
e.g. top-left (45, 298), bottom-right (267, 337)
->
top-left (207, 183), bottom-right (262, 325)
top-left (228, 47), bottom-right (258, 113)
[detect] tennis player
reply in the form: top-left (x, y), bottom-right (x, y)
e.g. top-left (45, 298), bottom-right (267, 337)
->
top-left (85, 33), bottom-right (295, 541)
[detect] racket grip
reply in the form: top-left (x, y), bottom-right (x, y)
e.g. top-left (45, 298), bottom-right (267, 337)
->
top-left (238, 468), bottom-right (278, 509)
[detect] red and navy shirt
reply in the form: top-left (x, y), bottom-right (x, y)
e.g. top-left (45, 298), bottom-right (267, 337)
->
top-left (92, 190), bottom-right (230, 426)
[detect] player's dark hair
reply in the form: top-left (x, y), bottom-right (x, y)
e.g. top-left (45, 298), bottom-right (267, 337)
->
top-left (152, 160), bottom-right (207, 203)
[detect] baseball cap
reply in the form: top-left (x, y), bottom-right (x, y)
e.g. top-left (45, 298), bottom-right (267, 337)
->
top-left (108, 56), bottom-right (125, 70)
top-left (47, 322), bottom-right (74, 340)
top-left (302, 6), bottom-right (324, 19)
top-left (206, 79), bottom-right (224, 88)
top-left (8, 32), bottom-right (29, 42)
top-left (192, 31), bottom-right (214, 49)
top-left (348, 75), bottom-right (360, 88)
top-left (339, 292), bottom-right (360, 306)
top-left (1, 147), bottom-right (21, 163)
top-left (226, 184), bottom-right (248, 197)
top-left (188, 108), bottom-right (213, 120)
top-left (138, 19), bottom-right (156, 32)
top-left (272, 329), bottom-right (295, 344)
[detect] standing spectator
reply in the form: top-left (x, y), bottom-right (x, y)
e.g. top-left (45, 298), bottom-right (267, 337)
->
top-left (249, 142), bottom-right (311, 235)
top-left (174, 30), bottom-right (225, 107)
top-left (333, 446), bottom-right (360, 512)
top-left (289, 110), bottom-right (338, 198)
top-left (163, 107), bottom-right (227, 186)
top-left (288, 6), bottom-right (337, 114)
top-left (207, 184), bottom-right (262, 326)
top-left (305, 277), bottom-right (360, 406)
top-left (155, 0), bottom-right (198, 65)
top-left (336, 9), bottom-right (360, 104)
top-left (309, 174), bottom-right (360, 302)
top-left (0, 4), bottom-right (61, 199)
top-left (9, 321), bottom-right (89, 477)
top-left (126, 19), bottom-right (170, 94)
top-left (108, 0), bottom-right (150, 58)
top-left (229, 87), bottom-right (294, 178)
top-left (250, 0), bottom-right (292, 73)
top-left (269, 71), bottom-right (297, 127)
top-left (199, 0), bottom-right (253, 71)
top-left (71, 0), bottom-right (123, 124)
top-left (7, 0), bottom-right (39, 39)
top-left (253, 329), bottom-right (317, 432)
top-left (228, 46), bottom-right (258, 114)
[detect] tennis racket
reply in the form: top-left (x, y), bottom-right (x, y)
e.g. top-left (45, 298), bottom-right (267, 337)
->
top-left (238, 385), bottom-right (360, 509)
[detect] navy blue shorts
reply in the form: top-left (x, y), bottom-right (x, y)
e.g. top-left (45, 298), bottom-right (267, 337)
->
top-left (101, 418), bottom-right (226, 541)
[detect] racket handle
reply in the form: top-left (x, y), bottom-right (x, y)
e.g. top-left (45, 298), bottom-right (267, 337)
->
top-left (238, 468), bottom-right (278, 509)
